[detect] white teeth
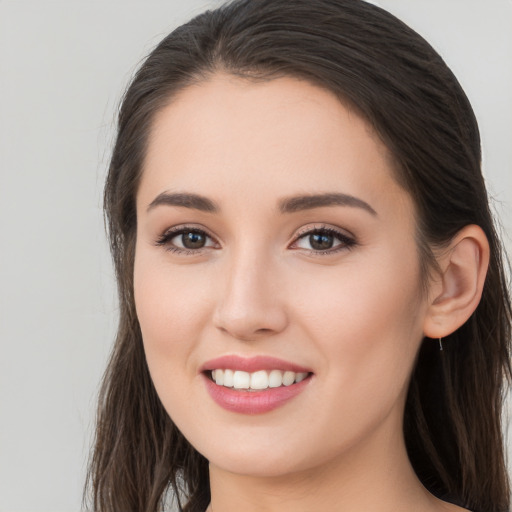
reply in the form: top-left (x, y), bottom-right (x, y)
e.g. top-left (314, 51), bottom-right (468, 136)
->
top-left (233, 370), bottom-right (250, 389)
top-left (210, 369), bottom-right (309, 390)
top-left (214, 369), bottom-right (224, 386)
top-left (295, 372), bottom-right (308, 383)
top-left (250, 370), bottom-right (269, 390)
top-left (282, 371), bottom-right (295, 386)
top-left (223, 369), bottom-right (234, 387)
top-left (268, 369), bottom-right (283, 388)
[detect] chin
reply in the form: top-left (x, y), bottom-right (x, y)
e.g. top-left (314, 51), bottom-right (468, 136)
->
top-left (192, 428), bottom-right (329, 479)
top-left (209, 452), bottom-right (306, 478)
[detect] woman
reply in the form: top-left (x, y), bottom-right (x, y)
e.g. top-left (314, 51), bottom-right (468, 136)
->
top-left (85, 0), bottom-right (512, 511)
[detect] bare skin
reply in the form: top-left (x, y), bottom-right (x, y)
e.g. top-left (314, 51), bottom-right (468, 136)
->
top-left (135, 74), bottom-right (485, 512)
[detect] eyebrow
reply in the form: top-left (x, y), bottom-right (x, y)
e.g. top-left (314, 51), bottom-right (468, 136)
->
top-left (147, 192), bottom-right (219, 213)
top-left (147, 191), bottom-right (377, 216)
top-left (279, 193), bottom-right (377, 216)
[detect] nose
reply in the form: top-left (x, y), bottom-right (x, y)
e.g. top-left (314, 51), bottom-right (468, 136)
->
top-left (213, 250), bottom-right (288, 341)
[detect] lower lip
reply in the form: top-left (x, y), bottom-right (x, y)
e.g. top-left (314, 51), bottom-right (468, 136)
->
top-left (202, 373), bottom-right (312, 414)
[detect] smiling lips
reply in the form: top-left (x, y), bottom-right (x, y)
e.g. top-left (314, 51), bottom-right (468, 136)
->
top-left (201, 355), bottom-right (313, 414)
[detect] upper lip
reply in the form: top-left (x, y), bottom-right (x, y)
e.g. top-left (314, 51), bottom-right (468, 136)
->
top-left (199, 355), bottom-right (312, 374)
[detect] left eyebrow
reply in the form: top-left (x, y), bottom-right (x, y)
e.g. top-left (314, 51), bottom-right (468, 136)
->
top-left (147, 192), bottom-right (219, 213)
top-left (279, 193), bottom-right (377, 216)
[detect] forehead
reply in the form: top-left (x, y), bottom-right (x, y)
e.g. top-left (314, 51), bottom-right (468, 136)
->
top-left (139, 73), bottom-right (411, 219)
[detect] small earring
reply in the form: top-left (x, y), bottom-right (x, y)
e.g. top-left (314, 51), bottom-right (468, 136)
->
top-left (438, 338), bottom-right (443, 351)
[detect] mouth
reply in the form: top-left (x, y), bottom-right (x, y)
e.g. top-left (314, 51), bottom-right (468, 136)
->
top-left (200, 355), bottom-right (313, 414)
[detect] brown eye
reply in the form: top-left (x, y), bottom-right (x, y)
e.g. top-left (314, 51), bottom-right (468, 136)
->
top-left (181, 231), bottom-right (207, 249)
top-left (156, 227), bottom-right (217, 253)
top-left (309, 233), bottom-right (334, 250)
top-left (293, 227), bottom-right (356, 253)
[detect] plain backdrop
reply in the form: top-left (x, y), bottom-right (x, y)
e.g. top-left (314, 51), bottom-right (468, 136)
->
top-left (0, 1), bottom-right (511, 511)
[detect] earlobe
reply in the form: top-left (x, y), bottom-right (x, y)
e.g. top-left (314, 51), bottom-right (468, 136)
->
top-left (423, 225), bottom-right (490, 339)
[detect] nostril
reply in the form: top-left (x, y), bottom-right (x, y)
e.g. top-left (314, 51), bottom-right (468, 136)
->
top-left (215, 323), bottom-right (281, 342)
top-left (255, 328), bottom-right (273, 335)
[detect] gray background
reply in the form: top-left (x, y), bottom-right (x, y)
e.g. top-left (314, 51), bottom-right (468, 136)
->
top-left (0, 1), bottom-right (511, 511)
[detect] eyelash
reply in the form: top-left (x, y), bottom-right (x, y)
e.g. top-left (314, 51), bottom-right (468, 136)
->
top-left (155, 226), bottom-right (218, 255)
top-left (155, 224), bottom-right (357, 256)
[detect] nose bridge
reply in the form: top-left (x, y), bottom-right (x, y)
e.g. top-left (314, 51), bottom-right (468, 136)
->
top-left (214, 241), bottom-right (288, 340)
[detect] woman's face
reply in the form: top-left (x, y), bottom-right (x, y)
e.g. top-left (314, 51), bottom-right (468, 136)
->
top-left (134, 74), bottom-right (431, 477)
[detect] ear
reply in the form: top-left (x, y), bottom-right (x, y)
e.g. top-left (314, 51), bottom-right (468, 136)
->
top-left (423, 225), bottom-right (490, 339)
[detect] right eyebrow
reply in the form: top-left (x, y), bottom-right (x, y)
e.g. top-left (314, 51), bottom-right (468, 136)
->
top-left (279, 192), bottom-right (377, 216)
top-left (147, 192), bottom-right (219, 213)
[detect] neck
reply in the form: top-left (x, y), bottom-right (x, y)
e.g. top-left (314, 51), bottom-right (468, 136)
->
top-left (207, 423), bottom-right (437, 512)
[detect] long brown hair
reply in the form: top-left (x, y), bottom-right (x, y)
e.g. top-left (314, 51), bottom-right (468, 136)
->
top-left (85, 1), bottom-right (512, 511)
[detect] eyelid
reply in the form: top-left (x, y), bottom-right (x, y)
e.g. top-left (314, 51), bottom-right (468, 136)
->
top-left (293, 223), bottom-right (355, 240)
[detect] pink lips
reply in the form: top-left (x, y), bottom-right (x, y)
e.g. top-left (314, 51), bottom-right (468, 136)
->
top-left (200, 355), bottom-right (313, 415)
top-left (200, 355), bottom-right (311, 374)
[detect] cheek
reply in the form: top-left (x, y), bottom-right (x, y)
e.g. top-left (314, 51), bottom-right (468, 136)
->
top-left (294, 251), bottom-right (425, 389)
top-left (133, 254), bottom-right (213, 430)
top-left (133, 252), bottom-right (209, 377)
top-left (283, 257), bottom-right (425, 449)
